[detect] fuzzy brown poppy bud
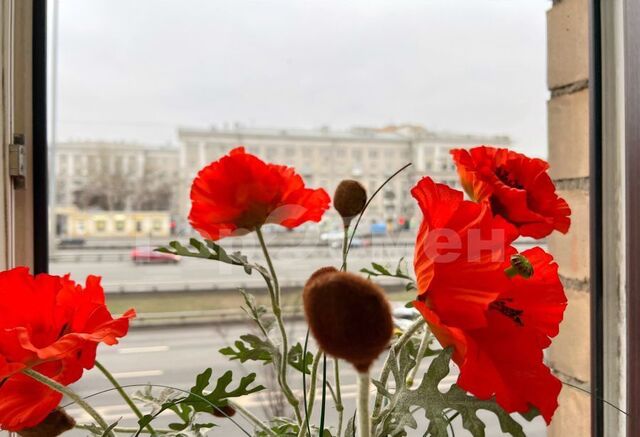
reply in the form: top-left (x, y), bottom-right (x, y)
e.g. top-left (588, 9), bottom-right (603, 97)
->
top-left (333, 180), bottom-right (367, 226)
top-left (303, 269), bottom-right (393, 372)
top-left (307, 266), bottom-right (338, 285)
top-left (17, 408), bottom-right (76, 437)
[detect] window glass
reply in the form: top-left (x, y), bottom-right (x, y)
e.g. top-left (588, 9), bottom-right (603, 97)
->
top-left (94, 219), bottom-right (106, 232)
top-left (115, 219), bottom-right (126, 232)
top-left (47, 1), bottom-right (550, 434)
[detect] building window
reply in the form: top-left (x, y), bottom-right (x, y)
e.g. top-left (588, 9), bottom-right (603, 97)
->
top-left (128, 156), bottom-right (137, 174)
top-left (88, 155), bottom-right (98, 173)
top-left (369, 149), bottom-right (378, 159)
top-left (115, 220), bottom-right (126, 232)
top-left (115, 156), bottom-right (124, 174)
top-left (95, 219), bottom-right (107, 232)
top-left (57, 154), bottom-right (68, 175)
top-left (153, 220), bottom-right (162, 232)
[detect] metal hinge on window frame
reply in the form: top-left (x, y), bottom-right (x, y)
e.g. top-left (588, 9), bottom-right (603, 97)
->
top-left (8, 133), bottom-right (26, 189)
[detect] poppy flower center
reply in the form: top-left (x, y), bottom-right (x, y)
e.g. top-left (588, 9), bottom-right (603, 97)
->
top-left (235, 203), bottom-right (273, 231)
top-left (490, 300), bottom-right (524, 326)
top-left (495, 166), bottom-right (523, 189)
top-left (57, 323), bottom-right (70, 338)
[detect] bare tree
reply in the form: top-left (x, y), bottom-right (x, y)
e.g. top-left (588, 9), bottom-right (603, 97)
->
top-left (73, 147), bottom-right (176, 211)
top-left (129, 166), bottom-right (175, 211)
top-left (74, 172), bottom-right (135, 211)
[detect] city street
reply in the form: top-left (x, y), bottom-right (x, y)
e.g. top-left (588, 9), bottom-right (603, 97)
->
top-left (49, 242), bottom-right (541, 294)
top-left (35, 241), bottom-right (551, 436)
top-left (48, 323), bottom-right (546, 436)
top-left (50, 246), bottom-right (415, 293)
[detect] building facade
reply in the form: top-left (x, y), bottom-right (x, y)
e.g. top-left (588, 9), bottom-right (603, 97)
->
top-left (56, 207), bottom-right (172, 239)
top-left (177, 125), bottom-right (510, 231)
top-left (53, 141), bottom-right (179, 210)
top-left (52, 127), bottom-right (511, 236)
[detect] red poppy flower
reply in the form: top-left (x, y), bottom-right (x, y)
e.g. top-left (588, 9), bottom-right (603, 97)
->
top-left (450, 146), bottom-right (571, 239)
top-left (0, 268), bottom-right (135, 431)
top-left (189, 147), bottom-right (331, 240)
top-left (412, 178), bottom-right (567, 424)
top-left (412, 177), bottom-right (518, 330)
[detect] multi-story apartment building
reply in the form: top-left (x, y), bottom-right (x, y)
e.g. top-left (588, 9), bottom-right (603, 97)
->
top-left (52, 127), bottom-right (510, 236)
top-left (177, 124), bottom-right (510, 231)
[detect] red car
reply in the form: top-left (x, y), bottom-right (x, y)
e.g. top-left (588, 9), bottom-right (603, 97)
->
top-left (131, 246), bottom-right (180, 264)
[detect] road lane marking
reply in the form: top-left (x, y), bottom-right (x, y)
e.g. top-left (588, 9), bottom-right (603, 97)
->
top-left (111, 369), bottom-right (164, 379)
top-left (118, 345), bottom-right (170, 354)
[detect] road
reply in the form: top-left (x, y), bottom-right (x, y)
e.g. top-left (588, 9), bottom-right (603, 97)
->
top-left (4, 323), bottom-right (546, 437)
top-left (37, 241), bottom-right (550, 436)
top-left (49, 242), bottom-right (542, 294)
top-left (49, 246), bottom-right (415, 293)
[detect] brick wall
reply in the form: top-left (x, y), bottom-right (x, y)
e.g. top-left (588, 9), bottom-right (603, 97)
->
top-left (546, 0), bottom-right (591, 435)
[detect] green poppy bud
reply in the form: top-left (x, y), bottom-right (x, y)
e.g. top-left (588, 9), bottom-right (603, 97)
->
top-left (505, 253), bottom-right (534, 279)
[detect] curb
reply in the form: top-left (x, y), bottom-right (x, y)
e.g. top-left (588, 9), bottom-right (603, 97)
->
top-left (131, 307), bottom-right (304, 328)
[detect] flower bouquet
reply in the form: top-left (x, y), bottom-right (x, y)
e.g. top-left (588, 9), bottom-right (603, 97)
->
top-left (0, 145), bottom-right (572, 437)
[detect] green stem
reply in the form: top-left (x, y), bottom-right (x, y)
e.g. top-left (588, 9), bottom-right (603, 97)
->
top-left (319, 354), bottom-right (328, 436)
top-left (329, 224), bottom-right (351, 436)
top-left (256, 227), bottom-right (302, 424)
top-left (341, 225), bottom-right (349, 272)
top-left (228, 400), bottom-right (278, 436)
top-left (254, 315), bottom-right (273, 341)
top-left (75, 424), bottom-right (171, 435)
top-left (297, 349), bottom-right (323, 437)
top-left (94, 361), bottom-right (156, 435)
top-left (405, 330), bottom-right (430, 387)
top-left (357, 372), bottom-right (371, 437)
top-left (256, 227), bottom-right (281, 305)
top-left (22, 368), bottom-right (114, 437)
top-left (504, 265), bottom-right (518, 278)
top-left (374, 328), bottom-right (432, 433)
top-left (343, 163), bottom-right (412, 261)
top-left (334, 358), bottom-right (345, 437)
top-left (371, 318), bottom-right (425, 419)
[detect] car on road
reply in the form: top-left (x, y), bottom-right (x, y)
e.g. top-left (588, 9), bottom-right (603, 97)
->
top-left (57, 237), bottom-right (86, 249)
top-left (320, 231), bottom-right (369, 249)
top-left (131, 246), bottom-right (181, 264)
top-left (392, 302), bottom-right (420, 331)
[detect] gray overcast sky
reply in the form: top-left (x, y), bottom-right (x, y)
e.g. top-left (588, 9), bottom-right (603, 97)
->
top-left (50, 0), bottom-right (551, 157)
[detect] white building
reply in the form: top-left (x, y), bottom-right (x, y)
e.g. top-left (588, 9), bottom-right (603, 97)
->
top-left (177, 124), bottom-right (510, 231)
top-left (53, 127), bottom-right (511, 235)
top-left (54, 141), bottom-right (179, 210)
